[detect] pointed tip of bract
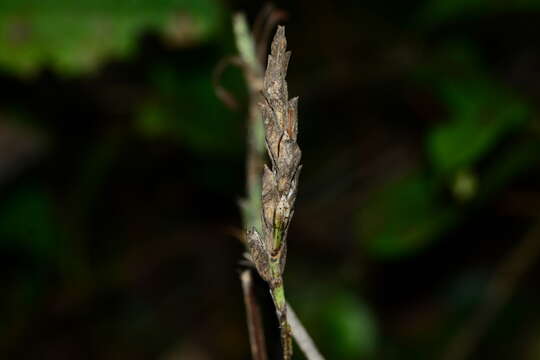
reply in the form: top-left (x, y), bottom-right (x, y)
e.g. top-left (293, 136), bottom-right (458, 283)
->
top-left (271, 25), bottom-right (287, 57)
top-left (276, 25), bottom-right (286, 38)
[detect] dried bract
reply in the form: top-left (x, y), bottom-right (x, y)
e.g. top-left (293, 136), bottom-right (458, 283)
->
top-left (247, 25), bottom-right (301, 282)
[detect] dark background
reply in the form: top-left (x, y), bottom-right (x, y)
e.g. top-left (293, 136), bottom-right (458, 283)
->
top-left (1, 0), bottom-right (540, 359)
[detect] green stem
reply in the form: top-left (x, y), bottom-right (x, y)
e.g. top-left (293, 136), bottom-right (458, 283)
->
top-left (269, 250), bottom-right (291, 360)
top-left (271, 281), bottom-right (292, 360)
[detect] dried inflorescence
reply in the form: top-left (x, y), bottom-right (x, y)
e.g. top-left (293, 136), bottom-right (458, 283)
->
top-left (247, 25), bottom-right (301, 284)
top-left (245, 25), bottom-right (301, 360)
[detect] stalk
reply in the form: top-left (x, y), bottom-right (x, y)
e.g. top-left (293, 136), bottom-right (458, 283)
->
top-left (246, 26), bottom-right (301, 360)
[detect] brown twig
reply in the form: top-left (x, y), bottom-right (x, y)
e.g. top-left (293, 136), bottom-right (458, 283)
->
top-left (212, 56), bottom-right (243, 110)
top-left (229, 11), bottom-right (326, 360)
top-left (241, 270), bottom-right (269, 360)
top-left (233, 12), bottom-right (265, 234)
top-left (246, 25), bottom-right (301, 360)
top-left (252, 3), bottom-right (275, 50)
top-left (232, 13), bottom-right (268, 360)
top-left (442, 223), bottom-right (540, 360)
top-left (252, 3), bottom-right (289, 65)
top-left (287, 302), bottom-right (326, 360)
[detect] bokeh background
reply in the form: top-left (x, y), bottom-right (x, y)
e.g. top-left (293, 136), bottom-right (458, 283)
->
top-left (2, 0), bottom-right (540, 359)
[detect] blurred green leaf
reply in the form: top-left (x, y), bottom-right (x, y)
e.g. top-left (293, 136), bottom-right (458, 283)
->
top-left (293, 288), bottom-right (378, 359)
top-left (428, 78), bottom-right (529, 174)
top-left (136, 64), bottom-right (243, 155)
top-left (0, 0), bottom-right (224, 76)
top-left (357, 141), bottom-right (540, 259)
top-left (323, 293), bottom-right (378, 359)
top-left (358, 173), bottom-right (457, 258)
top-left (417, 43), bottom-right (531, 175)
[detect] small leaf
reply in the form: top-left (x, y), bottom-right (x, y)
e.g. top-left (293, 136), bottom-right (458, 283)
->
top-left (358, 173), bottom-right (457, 258)
top-left (421, 43), bottom-right (530, 174)
top-left (428, 79), bottom-right (529, 174)
top-left (323, 294), bottom-right (378, 359)
top-left (292, 288), bottom-right (378, 359)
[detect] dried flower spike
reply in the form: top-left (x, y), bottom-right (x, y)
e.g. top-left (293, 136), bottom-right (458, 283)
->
top-left (247, 25), bottom-right (301, 360)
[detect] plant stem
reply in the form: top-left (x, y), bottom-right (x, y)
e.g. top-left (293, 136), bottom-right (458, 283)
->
top-left (234, 13), bottom-right (265, 234)
top-left (232, 11), bottom-right (325, 360)
top-left (240, 270), bottom-right (269, 360)
top-left (246, 25), bottom-right (301, 360)
top-left (233, 13), bottom-right (269, 360)
top-left (269, 267), bottom-right (292, 360)
top-left (287, 302), bottom-right (326, 360)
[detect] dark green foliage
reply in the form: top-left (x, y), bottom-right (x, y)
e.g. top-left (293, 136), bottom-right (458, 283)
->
top-left (0, 0), bottom-right (539, 359)
top-left (0, 0), bottom-right (223, 75)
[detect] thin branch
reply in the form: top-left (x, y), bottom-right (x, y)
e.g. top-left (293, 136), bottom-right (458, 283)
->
top-left (230, 11), bottom-right (326, 360)
top-left (288, 302), bottom-right (326, 360)
top-left (240, 259), bottom-right (328, 360)
top-left (212, 56), bottom-right (243, 110)
top-left (232, 13), bottom-right (268, 360)
top-left (442, 222), bottom-right (540, 360)
top-left (246, 25), bottom-right (301, 360)
top-left (241, 270), bottom-right (269, 360)
top-left (233, 12), bottom-right (265, 233)
top-left (252, 4), bottom-right (289, 65)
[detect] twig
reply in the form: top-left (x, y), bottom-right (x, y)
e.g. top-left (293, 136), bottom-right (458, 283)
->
top-left (212, 56), bottom-right (243, 110)
top-left (232, 13), bottom-right (268, 360)
top-left (287, 302), bottom-right (326, 360)
top-left (442, 223), bottom-right (540, 360)
top-left (241, 270), bottom-right (269, 360)
top-left (246, 25), bottom-right (301, 360)
top-left (230, 11), bottom-right (326, 360)
top-left (252, 3), bottom-right (289, 65)
top-left (234, 13), bottom-right (265, 233)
